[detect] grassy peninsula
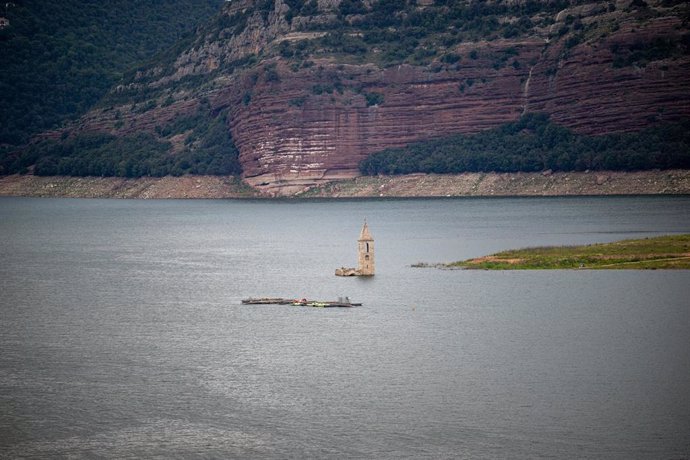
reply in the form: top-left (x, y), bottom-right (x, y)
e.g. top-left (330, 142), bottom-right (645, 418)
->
top-left (444, 234), bottom-right (690, 270)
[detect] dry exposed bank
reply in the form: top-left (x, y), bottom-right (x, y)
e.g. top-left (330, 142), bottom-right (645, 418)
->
top-left (0, 170), bottom-right (689, 199)
top-left (301, 170), bottom-right (690, 198)
top-left (0, 175), bottom-right (257, 199)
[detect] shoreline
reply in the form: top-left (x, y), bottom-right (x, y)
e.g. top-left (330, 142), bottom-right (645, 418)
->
top-left (1, 170), bottom-right (689, 199)
top-left (426, 234), bottom-right (690, 270)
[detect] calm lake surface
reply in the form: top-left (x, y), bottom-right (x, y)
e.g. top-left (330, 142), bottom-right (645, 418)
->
top-left (1, 196), bottom-right (689, 458)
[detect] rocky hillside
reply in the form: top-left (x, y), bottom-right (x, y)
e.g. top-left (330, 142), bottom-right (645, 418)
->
top-left (0, 0), bottom-right (224, 146)
top-left (10, 0), bottom-right (690, 195)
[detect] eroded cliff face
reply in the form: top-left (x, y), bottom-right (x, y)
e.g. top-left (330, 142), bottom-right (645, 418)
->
top-left (221, 55), bottom-right (541, 194)
top-left (63, 0), bottom-right (690, 195)
top-left (528, 14), bottom-right (690, 134)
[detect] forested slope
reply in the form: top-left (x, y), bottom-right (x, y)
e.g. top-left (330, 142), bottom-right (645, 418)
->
top-left (360, 114), bottom-right (690, 175)
top-left (0, 0), bottom-right (223, 146)
top-left (1, 0), bottom-right (689, 196)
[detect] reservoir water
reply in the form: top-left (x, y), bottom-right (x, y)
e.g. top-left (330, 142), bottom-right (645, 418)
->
top-left (1, 196), bottom-right (689, 458)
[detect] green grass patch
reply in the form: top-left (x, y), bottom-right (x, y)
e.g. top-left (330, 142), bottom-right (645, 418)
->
top-left (446, 234), bottom-right (690, 270)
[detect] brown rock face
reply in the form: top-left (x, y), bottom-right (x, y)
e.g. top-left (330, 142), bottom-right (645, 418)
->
top-left (64, 0), bottom-right (690, 196)
top-left (223, 52), bottom-right (539, 194)
top-left (527, 16), bottom-right (690, 134)
top-left (223, 21), bottom-right (690, 195)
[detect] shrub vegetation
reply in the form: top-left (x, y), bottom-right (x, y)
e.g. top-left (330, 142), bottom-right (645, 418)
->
top-left (0, 0), bottom-right (224, 146)
top-left (1, 108), bottom-right (241, 177)
top-left (359, 113), bottom-right (690, 175)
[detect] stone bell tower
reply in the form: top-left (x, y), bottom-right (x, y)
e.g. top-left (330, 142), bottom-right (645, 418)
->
top-left (335, 220), bottom-right (375, 277)
top-left (357, 220), bottom-right (375, 276)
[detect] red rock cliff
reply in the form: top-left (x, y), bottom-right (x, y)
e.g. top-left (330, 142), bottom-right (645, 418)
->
top-left (65, 0), bottom-right (690, 195)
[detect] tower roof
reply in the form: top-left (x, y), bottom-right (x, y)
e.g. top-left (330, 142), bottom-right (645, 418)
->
top-left (358, 220), bottom-right (373, 241)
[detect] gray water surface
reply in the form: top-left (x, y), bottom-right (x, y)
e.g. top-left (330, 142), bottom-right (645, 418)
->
top-left (1, 196), bottom-right (689, 458)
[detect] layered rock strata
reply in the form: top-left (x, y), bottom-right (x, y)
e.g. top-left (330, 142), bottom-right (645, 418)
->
top-left (53, 0), bottom-right (690, 195)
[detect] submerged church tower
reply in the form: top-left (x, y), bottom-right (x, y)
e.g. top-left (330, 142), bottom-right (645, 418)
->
top-left (335, 220), bottom-right (375, 277)
top-left (357, 220), bottom-right (375, 276)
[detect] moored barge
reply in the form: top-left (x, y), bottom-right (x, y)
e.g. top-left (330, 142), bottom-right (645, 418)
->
top-left (241, 297), bottom-right (362, 308)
